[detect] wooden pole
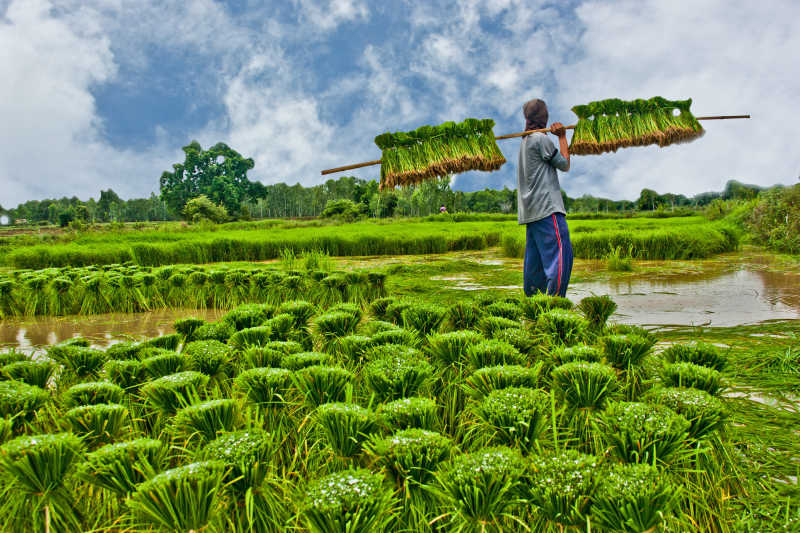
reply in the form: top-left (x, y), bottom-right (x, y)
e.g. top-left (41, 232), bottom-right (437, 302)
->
top-left (320, 114), bottom-right (750, 175)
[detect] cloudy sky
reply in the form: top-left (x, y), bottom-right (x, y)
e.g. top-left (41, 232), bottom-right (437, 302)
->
top-left (1, 0), bottom-right (798, 206)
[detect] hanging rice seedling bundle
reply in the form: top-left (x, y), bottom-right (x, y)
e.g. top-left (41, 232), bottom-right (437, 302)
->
top-left (377, 397), bottom-right (439, 431)
top-left (365, 428), bottom-right (453, 488)
top-left (314, 402), bottom-right (377, 458)
top-left (527, 450), bottom-right (599, 529)
top-left (76, 438), bottom-right (164, 496)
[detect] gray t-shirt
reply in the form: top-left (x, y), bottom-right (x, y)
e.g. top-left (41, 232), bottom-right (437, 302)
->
top-left (517, 132), bottom-right (569, 224)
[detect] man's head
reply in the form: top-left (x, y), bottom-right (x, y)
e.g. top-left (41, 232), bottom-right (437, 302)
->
top-left (523, 99), bottom-right (548, 131)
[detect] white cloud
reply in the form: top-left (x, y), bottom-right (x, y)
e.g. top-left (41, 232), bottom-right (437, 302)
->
top-left (292, 0), bottom-right (369, 31)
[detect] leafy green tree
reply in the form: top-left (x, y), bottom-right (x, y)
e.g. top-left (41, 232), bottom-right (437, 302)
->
top-left (159, 141), bottom-right (256, 217)
top-left (98, 189), bottom-right (121, 222)
top-left (182, 195), bottom-right (229, 223)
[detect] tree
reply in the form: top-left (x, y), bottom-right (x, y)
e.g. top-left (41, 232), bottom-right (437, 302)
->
top-left (98, 189), bottom-right (122, 222)
top-left (159, 141), bottom-right (256, 217)
top-left (636, 189), bottom-right (662, 211)
top-left (182, 195), bottom-right (229, 223)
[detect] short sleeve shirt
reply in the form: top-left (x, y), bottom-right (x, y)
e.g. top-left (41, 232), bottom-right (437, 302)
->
top-left (517, 132), bottom-right (568, 224)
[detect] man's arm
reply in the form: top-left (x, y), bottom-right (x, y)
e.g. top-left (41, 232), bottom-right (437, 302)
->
top-left (550, 122), bottom-right (570, 172)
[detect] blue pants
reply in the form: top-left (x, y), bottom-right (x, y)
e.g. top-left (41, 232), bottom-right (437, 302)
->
top-left (523, 213), bottom-right (573, 297)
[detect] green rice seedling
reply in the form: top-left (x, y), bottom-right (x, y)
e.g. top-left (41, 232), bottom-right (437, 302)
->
top-left (645, 387), bottom-right (726, 439)
top-left (446, 301), bottom-right (484, 330)
top-left (601, 334), bottom-right (656, 369)
top-left (360, 320), bottom-right (399, 335)
top-left (485, 301), bottom-right (522, 321)
top-left (174, 317), bottom-right (205, 342)
top-left (278, 300), bottom-right (317, 329)
top-left (467, 339), bottom-right (525, 369)
top-left (552, 362), bottom-right (618, 411)
top-left (591, 463), bottom-right (680, 533)
top-left (605, 244), bottom-right (634, 272)
top-left (550, 344), bottom-right (603, 368)
top-left (527, 449), bottom-right (599, 530)
top-left (105, 341), bottom-right (141, 360)
top-left (315, 311), bottom-right (361, 345)
top-left (235, 368), bottom-right (293, 408)
top-left (329, 302), bottom-right (364, 321)
top-left (140, 333), bottom-right (182, 351)
top-left (265, 340), bottom-right (304, 355)
top-left (46, 276), bottom-right (75, 315)
top-left (50, 344), bottom-right (107, 378)
top-left (203, 429), bottom-right (274, 494)
top-left (662, 362), bottom-right (724, 396)
top-left (174, 398), bottom-right (239, 443)
top-left (474, 387), bottom-right (549, 450)
top-left (280, 274), bottom-right (308, 301)
top-left (142, 350), bottom-right (187, 379)
top-left (385, 301), bottom-right (414, 325)
top-left (0, 350), bottom-right (28, 367)
top-left (104, 359), bottom-right (146, 390)
top-left (370, 297), bottom-right (397, 320)
top-left (1, 360), bottom-right (55, 388)
top-left (491, 327), bottom-right (537, 356)
top-left (0, 419), bottom-right (12, 444)
top-left (370, 328), bottom-right (420, 348)
top-left (192, 321), bottom-right (236, 343)
top-left (0, 432), bottom-right (83, 531)
top-left (293, 365), bottom-right (353, 407)
top-left (65, 403), bottom-right (129, 448)
top-left (519, 294), bottom-right (573, 322)
top-left (609, 323), bottom-right (658, 343)
top-left (435, 446), bottom-right (527, 532)
top-left (600, 401), bottom-right (691, 465)
top-left (426, 330), bottom-right (483, 367)
top-left (577, 294), bottom-right (617, 330)
top-left (378, 397), bottom-right (439, 431)
top-left (0, 381), bottom-right (49, 423)
top-left (302, 469), bottom-right (397, 533)
top-left (184, 340), bottom-right (232, 380)
top-left (315, 402), bottom-right (377, 458)
top-left (127, 461), bottom-right (226, 533)
top-left (334, 334), bottom-right (373, 363)
top-left (662, 342), bottom-right (727, 371)
top-left (225, 270), bottom-right (252, 305)
top-left (141, 371), bottom-right (209, 415)
top-left (479, 315), bottom-right (521, 337)
top-left (229, 325), bottom-right (273, 351)
top-left (77, 438), bottom-right (164, 496)
top-left (365, 429), bottom-right (452, 489)
top-left (536, 309), bottom-right (588, 346)
top-left (363, 352), bottom-right (433, 401)
top-left (464, 365), bottom-right (543, 398)
top-left (281, 351), bottom-right (331, 370)
top-left (401, 303), bottom-right (447, 335)
top-left (265, 312), bottom-right (295, 341)
top-left (241, 346), bottom-right (283, 369)
top-left (63, 381), bottom-right (124, 407)
top-left (366, 271), bottom-right (387, 300)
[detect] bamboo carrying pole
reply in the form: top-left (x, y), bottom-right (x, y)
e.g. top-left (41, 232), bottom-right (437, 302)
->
top-left (320, 115), bottom-right (750, 175)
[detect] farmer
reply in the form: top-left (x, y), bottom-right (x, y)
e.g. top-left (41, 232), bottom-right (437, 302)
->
top-left (517, 98), bottom-right (573, 298)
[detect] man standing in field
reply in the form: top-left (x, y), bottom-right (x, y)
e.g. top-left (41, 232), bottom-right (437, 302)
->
top-left (517, 98), bottom-right (573, 297)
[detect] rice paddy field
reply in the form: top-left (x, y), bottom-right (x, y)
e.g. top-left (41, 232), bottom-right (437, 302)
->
top-left (0, 217), bottom-right (798, 533)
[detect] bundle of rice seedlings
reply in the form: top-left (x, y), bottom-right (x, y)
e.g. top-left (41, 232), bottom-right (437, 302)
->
top-left (141, 371), bottom-right (209, 415)
top-left (550, 344), bottom-right (603, 366)
top-left (435, 446), bottom-right (526, 532)
top-left (262, 313), bottom-right (294, 342)
top-left (535, 309), bottom-right (588, 346)
top-left (49, 344), bottom-right (107, 378)
top-left (203, 429), bottom-right (274, 494)
top-left (278, 300), bottom-right (317, 329)
top-left (365, 429), bottom-right (452, 489)
top-left (360, 321), bottom-right (399, 337)
top-left (662, 342), bottom-right (727, 371)
top-left (142, 350), bottom-right (187, 379)
top-left (319, 273), bottom-right (348, 304)
top-left (645, 387), bottom-right (726, 439)
top-left (601, 401), bottom-right (691, 465)
top-left (63, 381), bottom-right (124, 407)
top-left (173, 317), bottom-right (205, 341)
top-left (104, 359), bottom-right (146, 390)
top-left (184, 340), bottom-right (232, 380)
top-left (370, 297), bottom-right (398, 321)
top-left (608, 323), bottom-right (658, 343)
top-left (127, 461), bottom-right (226, 533)
top-left (464, 364), bottom-right (543, 398)
top-left (363, 352), bottom-right (433, 401)
top-left (467, 339), bottom-right (525, 369)
top-left (265, 340), bottom-right (304, 355)
top-left (375, 118), bottom-right (505, 189)
top-left (315, 402), bottom-right (377, 458)
top-left (426, 330), bottom-right (483, 367)
top-left (334, 334), bottom-right (373, 363)
top-left (174, 398), bottom-right (239, 443)
top-left (385, 301), bottom-right (414, 325)
top-left (568, 103), bottom-right (601, 155)
top-left (0, 432), bottom-right (83, 531)
top-left (662, 362), bottom-right (724, 396)
top-left (140, 333), bottom-right (182, 351)
top-left (591, 463), bottom-right (680, 532)
top-left (329, 302), bottom-right (364, 322)
top-left (491, 327), bottom-right (537, 355)
top-left (519, 294), bottom-right (573, 322)
top-left (281, 351), bottom-right (331, 370)
top-left (601, 334), bottom-right (656, 369)
top-left (475, 387), bottom-right (549, 450)
top-left (302, 469), bottom-right (396, 533)
top-left (0, 418), bottom-right (12, 444)
top-left (527, 449), bottom-right (599, 529)
top-left (77, 438), bottom-right (164, 496)
top-left (0, 381), bottom-right (49, 424)
top-left (229, 325), bottom-right (273, 351)
top-left (293, 365), bottom-right (353, 407)
top-left (485, 301), bottom-right (522, 321)
top-left (241, 346), bottom-right (284, 369)
top-left (446, 301), bottom-right (484, 330)
top-left (105, 341), bottom-right (142, 360)
top-left (552, 362), bottom-right (618, 411)
top-left (192, 321), bottom-right (236, 343)
top-left (65, 403), bottom-right (128, 447)
top-left (366, 271), bottom-right (388, 299)
top-left (0, 350), bottom-right (28, 367)
top-left (378, 397), bottom-right (439, 431)
top-left (370, 329), bottom-right (420, 348)
top-left (314, 311), bottom-right (361, 343)
top-left (1, 360), bottom-right (56, 388)
top-left (235, 367), bottom-right (294, 408)
top-left (577, 295), bottom-right (617, 330)
top-left (479, 315), bottom-right (521, 337)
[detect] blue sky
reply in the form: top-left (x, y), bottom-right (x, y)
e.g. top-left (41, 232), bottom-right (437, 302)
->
top-left (1, 0), bottom-right (798, 206)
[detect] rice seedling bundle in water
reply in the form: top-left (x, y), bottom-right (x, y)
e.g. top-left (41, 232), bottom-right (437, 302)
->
top-left (235, 367), bottom-right (294, 407)
top-left (77, 438), bottom-right (164, 496)
top-left (536, 309), bottom-right (589, 347)
top-left (202, 429), bottom-right (274, 494)
top-left (601, 333), bottom-right (656, 369)
top-left (577, 294), bottom-right (617, 330)
top-left (141, 351), bottom-right (187, 378)
top-left (141, 371), bottom-right (209, 414)
top-left (527, 449), bottom-right (599, 529)
top-left (464, 364), bottom-right (543, 398)
top-left (662, 341), bottom-right (727, 371)
top-left (467, 339), bottom-right (525, 369)
top-left (315, 402), bottom-right (377, 458)
top-left (375, 118), bottom-right (506, 189)
top-left (365, 428), bottom-right (452, 488)
top-left (645, 387), bottom-right (726, 439)
top-left (1, 360), bottom-right (55, 388)
top-left (662, 362), bottom-right (725, 396)
top-left (104, 359), bottom-right (146, 390)
top-left (475, 387), bottom-right (550, 449)
top-left (378, 397), bottom-right (439, 431)
top-left (601, 401), bottom-right (691, 465)
top-left (426, 330), bottom-right (483, 367)
top-left (173, 398), bottom-right (239, 443)
top-left (293, 365), bottom-right (353, 407)
top-left (0, 380), bottom-right (49, 421)
top-left (363, 351), bottom-right (433, 401)
top-left (569, 96), bottom-right (704, 155)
